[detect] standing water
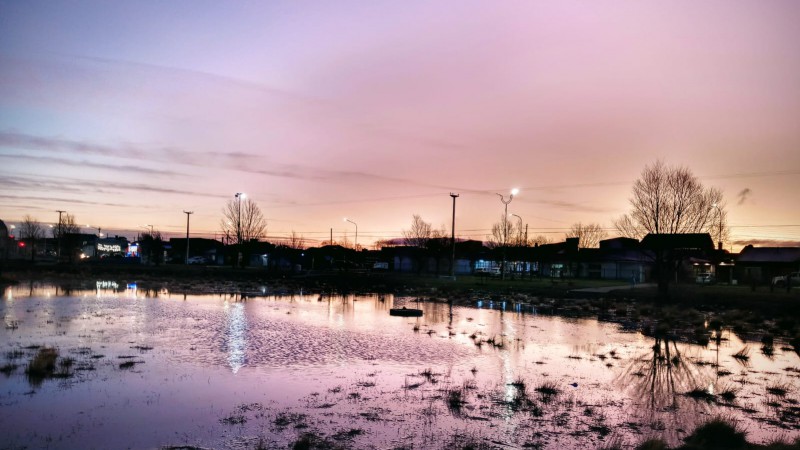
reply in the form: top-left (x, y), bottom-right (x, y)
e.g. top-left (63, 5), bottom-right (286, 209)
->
top-left (1, 283), bottom-right (798, 449)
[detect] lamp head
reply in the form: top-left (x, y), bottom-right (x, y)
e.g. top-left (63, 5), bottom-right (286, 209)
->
top-left (511, 188), bottom-right (520, 196)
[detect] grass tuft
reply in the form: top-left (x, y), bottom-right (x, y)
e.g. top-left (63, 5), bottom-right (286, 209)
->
top-left (732, 346), bottom-right (751, 362)
top-left (681, 417), bottom-right (747, 449)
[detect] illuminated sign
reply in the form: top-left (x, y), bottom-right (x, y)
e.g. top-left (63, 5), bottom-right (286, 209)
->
top-left (97, 243), bottom-right (122, 252)
top-left (96, 281), bottom-right (119, 289)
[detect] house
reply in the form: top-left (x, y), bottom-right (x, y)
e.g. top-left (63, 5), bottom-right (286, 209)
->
top-left (736, 246), bottom-right (800, 284)
top-left (167, 237), bottom-right (224, 263)
top-left (580, 237), bottom-right (652, 282)
top-left (640, 233), bottom-right (714, 283)
top-left (0, 219), bottom-right (13, 261)
top-left (532, 238), bottom-right (579, 278)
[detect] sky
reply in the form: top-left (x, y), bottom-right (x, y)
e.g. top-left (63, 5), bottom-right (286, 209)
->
top-left (1, 1), bottom-right (799, 249)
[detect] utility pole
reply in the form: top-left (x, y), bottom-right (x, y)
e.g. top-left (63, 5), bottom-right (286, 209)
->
top-left (330, 228), bottom-right (333, 245)
top-left (183, 211), bottom-right (193, 264)
top-left (450, 193), bottom-right (459, 278)
top-left (55, 210), bottom-right (65, 258)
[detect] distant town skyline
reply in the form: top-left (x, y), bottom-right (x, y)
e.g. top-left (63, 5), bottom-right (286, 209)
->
top-left (2, 1), bottom-right (799, 250)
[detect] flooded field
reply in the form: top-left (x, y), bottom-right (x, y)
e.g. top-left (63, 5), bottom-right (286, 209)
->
top-left (1, 282), bottom-right (799, 449)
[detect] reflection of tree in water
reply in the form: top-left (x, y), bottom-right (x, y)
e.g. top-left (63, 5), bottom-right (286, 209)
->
top-left (615, 334), bottom-right (714, 444)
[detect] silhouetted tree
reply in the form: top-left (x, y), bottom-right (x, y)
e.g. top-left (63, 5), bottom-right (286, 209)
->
top-left (614, 160), bottom-right (725, 239)
top-left (487, 214), bottom-right (517, 278)
top-left (220, 197), bottom-right (267, 245)
top-left (402, 214), bottom-right (433, 248)
top-left (20, 215), bottom-right (43, 261)
top-left (529, 235), bottom-right (551, 247)
top-left (486, 214), bottom-right (515, 250)
top-left (287, 231), bottom-right (305, 250)
top-left (566, 222), bottom-right (607, 249)
top-left (53, 213), bottom-right (80, 261)
top-left (140, 231), bottom-right (165, 265)
top-left (615, 161), bottom-right (726, 297)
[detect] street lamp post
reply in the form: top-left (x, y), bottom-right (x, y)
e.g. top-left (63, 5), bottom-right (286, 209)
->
top-left (450, 193), bottom-right (459, 278)
top-left (183, 210), bottom-right (193, 264)
top-left (344, 218), bottom-right (357, 250)
top-left (55, 210), bottom-right (65, 258)
top-left (235, 193), bottom-right (246, 245)
top-left (712, 203), bottom-right (722, 250)
top-left (496, 188), bottom-right (519, 280)
top-left (511, 213), bottom-right (523, 275)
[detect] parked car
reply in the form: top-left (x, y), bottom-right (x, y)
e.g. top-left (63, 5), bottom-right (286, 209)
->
top-left (695, 273), bottom-right (714, 284)
top-left (187, 256), bottom-right (206, 265)
top-left (772, 272), bottom-right (800, 287)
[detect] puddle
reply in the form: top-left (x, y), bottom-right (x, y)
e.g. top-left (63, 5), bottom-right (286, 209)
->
top-left (1, 284), bottom-right (798, 449)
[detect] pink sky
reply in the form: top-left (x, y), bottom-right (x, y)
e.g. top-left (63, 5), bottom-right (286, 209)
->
top-left (1, 1), bottom-right (799, 249)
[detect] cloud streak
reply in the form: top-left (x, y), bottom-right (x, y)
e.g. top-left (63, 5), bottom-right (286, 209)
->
top-left (0, 173), bottom-right (229, 199)
top-left (0, 153), bottom-right (180, 176)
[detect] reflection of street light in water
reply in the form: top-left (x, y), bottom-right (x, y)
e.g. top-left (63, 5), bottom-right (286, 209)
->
top-left (224, 300), bottom-right (247, 374)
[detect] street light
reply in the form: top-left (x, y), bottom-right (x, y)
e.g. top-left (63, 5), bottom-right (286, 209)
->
top-left (344, 218), bottom-right (357, 250)
top-left (496, 188), bottom-right (519, 279)
top-left (450, 193), bottom-right (459, 278)
top-left (235, 193), bottom-right (246, 245)
top-left (183, 211), bottom-right (194, 264)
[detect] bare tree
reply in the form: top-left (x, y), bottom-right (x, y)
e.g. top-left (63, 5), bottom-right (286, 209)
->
top-left (287, 231), bottom-right (305, 250)
top-left (486, 214), bottom-right (515, 249)
top-left (53, 213), bottom-right (79, 239)
top-left (20, 215), bottom-right (43, 261)
top-left (402, 214), bottom-right (433, 247)
top-left (615, 161), bottom-right (727, 298)
top-left (53, 213), bottom-right (80, 260)
top-left (220, 197), bottom-right (267, 244)
top-left (566, 222), bottom-right (608, 249)
top-left (529, 235), bottom-right (551, 247)
top-left (614, 160), bottom-right (725, 239)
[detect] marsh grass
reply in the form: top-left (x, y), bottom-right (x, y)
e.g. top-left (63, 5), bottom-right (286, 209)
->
top-left (273, 412), bottom-right (307, 428)
top-left (446, 388), bottom-right (465, 411)
top-left (685, 387), bottom-right (715, 402)
top-left (219, 414), bottom-right (246, 425)
top-left (733, 346), bottom-right (751, 362)
top-left (119, 360), bottom-right (141, 369)
top-left (419, 367), bottom-right (438, 383)
top-left (719, 385), bottom-right (741, 402)
top-left (25, 347), bottom-right (70, 385)
top-left (509, 376), bottom-right (526, 389)
top-left (1, 362), bottom-right (18, 375)
top-left (682, 417), bottom-right (747, 449)
top-left (766, 382), bottom-right (792, 397)
top-left (535, 380), bottom-right (560, 397)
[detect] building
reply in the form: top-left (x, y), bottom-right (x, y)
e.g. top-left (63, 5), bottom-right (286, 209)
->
top-left (736, 246), bottom-right (800, 284)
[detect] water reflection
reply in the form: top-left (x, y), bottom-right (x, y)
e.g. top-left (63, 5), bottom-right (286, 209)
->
top-left (223, 300), bottom-right (247, 373)
top-left (2, 285), bottom-right (798, 449)
top-left (616, 335), bottom-right (712, 441)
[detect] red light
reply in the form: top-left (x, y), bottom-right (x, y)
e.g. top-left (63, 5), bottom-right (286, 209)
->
top-left (18, 242), bottom-right (25, 247)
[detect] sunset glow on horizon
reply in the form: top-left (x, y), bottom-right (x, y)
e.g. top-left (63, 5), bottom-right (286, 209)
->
top-left (2, 1), bottom-right (799, 250)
